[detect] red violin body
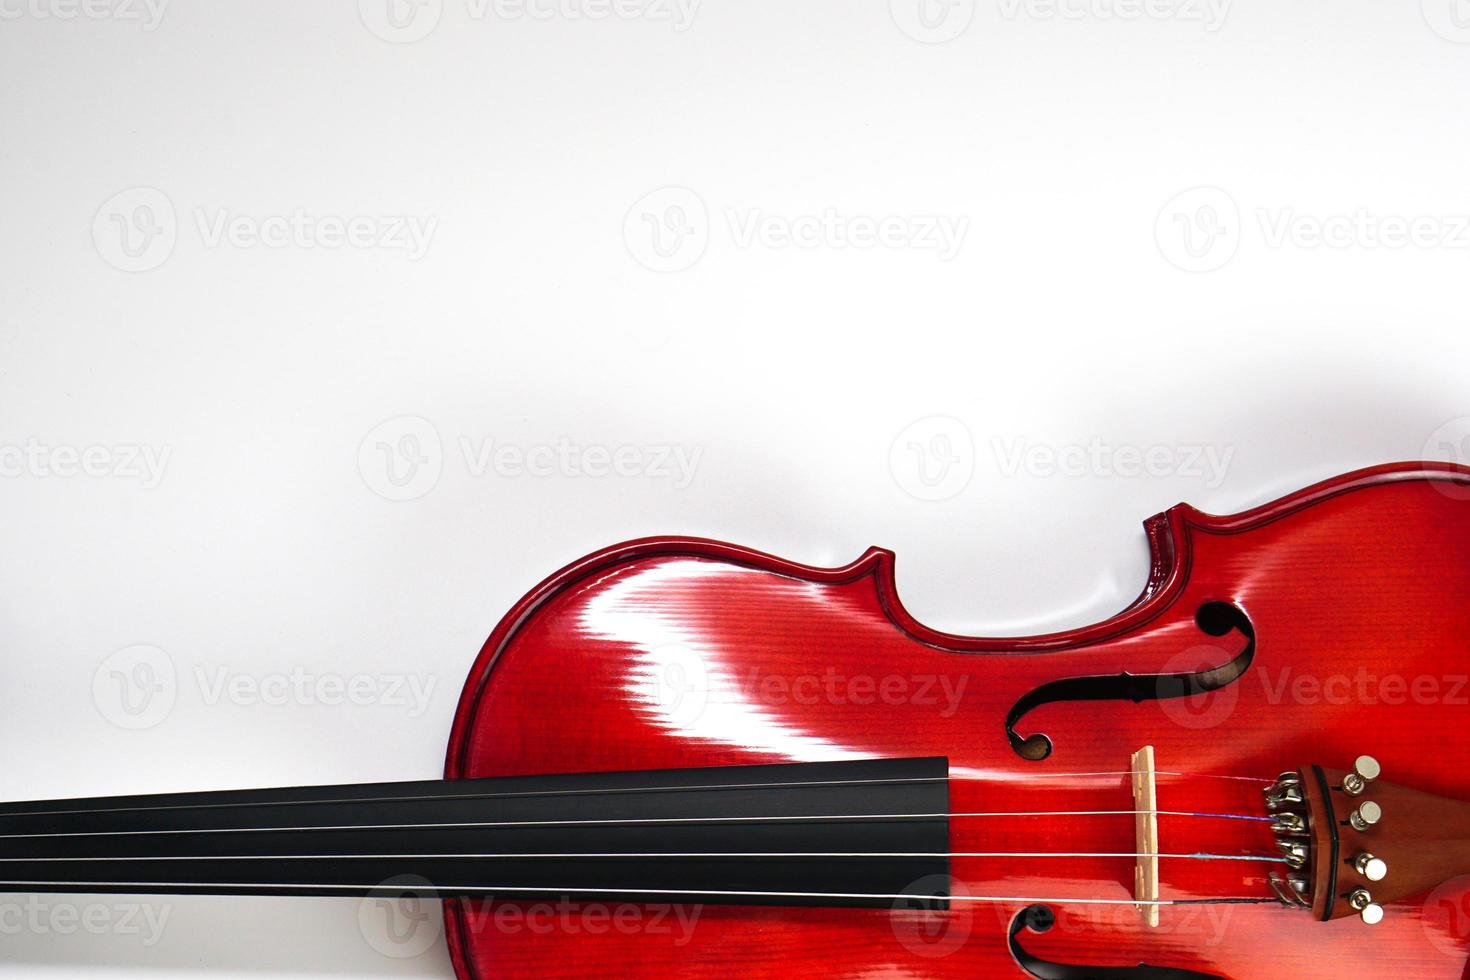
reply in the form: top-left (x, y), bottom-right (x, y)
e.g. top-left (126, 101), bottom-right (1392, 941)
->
top-left (443, 462), bottom-right (1470, 979)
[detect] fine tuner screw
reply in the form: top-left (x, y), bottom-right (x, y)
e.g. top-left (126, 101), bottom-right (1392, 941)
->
top-left (1348, 888), bottom-right (1385, 925)
top-left (1266, 783), bottom-right (1304, 811)
top-left (1277, 840), bottom-right (1309, 869)
top-left (1342, 756), bottom-right (1381, 797)
top-left (1271, 812), bottom-right (1307, 836)
top-left (1349, 800), bottom-right (1383, 832)
top-left (1265, 772), bottom-right (1301, 795)
top-left (1354, 852), bottom-right (1388, 882)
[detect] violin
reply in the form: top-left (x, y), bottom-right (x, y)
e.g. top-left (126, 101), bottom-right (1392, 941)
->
top-left (6, 461), bottom-right (1470, 978)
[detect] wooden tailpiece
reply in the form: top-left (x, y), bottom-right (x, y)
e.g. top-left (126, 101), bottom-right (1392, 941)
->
top-left (1303, 759), bottom-right (1470, 923)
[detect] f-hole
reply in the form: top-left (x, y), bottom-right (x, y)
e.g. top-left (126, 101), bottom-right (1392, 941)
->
top-left (1004, 602), bottom-right (1255, 762)
top-left (1008, 905), bottom-right (1225, 979)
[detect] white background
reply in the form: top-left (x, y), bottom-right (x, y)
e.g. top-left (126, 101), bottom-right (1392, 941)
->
top-left (3, 0), bottom-right (1470, 975)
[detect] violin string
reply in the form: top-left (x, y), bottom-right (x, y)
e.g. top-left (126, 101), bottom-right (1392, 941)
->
top-left (0, 880), bottom-right (1283, 905)
top-left (950, 811), bottom-right (1274, 821)
top-left (0, 775), bottom-right (946, 819)
top-left (952, 771), bottom-right (1274, 784)
top-left (0, 809), bottom-right (1271, 840)
top-left (0, 851), bottom-right (1288, 863)
top-left (0, 770), bottom-right (1274, 820)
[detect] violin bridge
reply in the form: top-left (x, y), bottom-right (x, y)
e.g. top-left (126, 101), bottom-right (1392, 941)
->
top-left (1131, 744), bottom-right (1160, 927)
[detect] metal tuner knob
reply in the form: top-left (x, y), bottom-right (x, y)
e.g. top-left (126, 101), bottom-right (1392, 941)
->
top-left (1354, 852), bottom-right (1388, 882)
top-left (1342, 756), bottom-right (1381, 797)
top-left (1348, 888), bottom-right (1384, 925)
top-left (1349, 800), bottom-right (1382, 832)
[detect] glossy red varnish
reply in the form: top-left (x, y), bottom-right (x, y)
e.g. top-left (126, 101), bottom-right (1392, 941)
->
top-left (443, 462), bottom-right (1470, 979)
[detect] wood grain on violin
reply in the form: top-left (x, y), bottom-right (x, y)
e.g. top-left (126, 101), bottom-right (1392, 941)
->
top-left (6, 461), bottom-right (1470, 978)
